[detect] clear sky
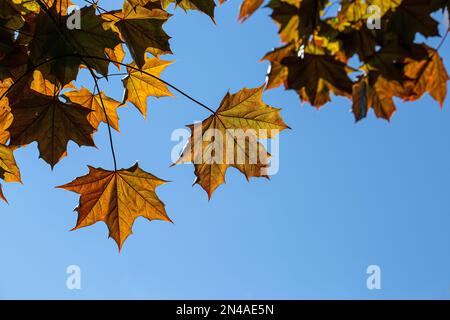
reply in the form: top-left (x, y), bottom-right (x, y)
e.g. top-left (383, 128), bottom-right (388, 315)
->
top-left (0, 1), bottom-right (450, 299)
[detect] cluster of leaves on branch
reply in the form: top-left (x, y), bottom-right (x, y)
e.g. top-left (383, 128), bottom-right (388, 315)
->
top-left (0, 0), bottom-right (287, 249)
top-left (235, 0), bottom-right (449, 121)
top-left (0, 0), bottom-right (448, 250)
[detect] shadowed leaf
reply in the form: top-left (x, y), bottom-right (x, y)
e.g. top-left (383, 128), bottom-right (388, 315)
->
top-left (8, 91), bottom-right (95, 167)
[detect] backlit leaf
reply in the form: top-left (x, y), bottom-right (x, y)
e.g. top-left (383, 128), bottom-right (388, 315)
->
top-left (8, 91), bottom-right (95, 167)
top-left (58, 163), bottom-right (171, 250)
top-left (122, 57), bottom-right (173, 117)
top-left (103, 1), bottom-right (171, 68)
top-left (404, 44), bottom-right (449, 107)
top-left (64, 86), bottom-right (123, 131)
top-left (238, 0), bottom-right (264, 22)
top-left (174, 86), bottom-right (288, 198)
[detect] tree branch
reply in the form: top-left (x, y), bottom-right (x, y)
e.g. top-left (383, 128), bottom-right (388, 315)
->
top-left (88, 67), bottom-right (118, 171)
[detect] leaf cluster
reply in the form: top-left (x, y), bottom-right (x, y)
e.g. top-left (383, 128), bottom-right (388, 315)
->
top-left (0, 0), bottom-right (448, 250)
top-left (0, 0), bottom-right (288, 249)
top-left (237, 0), bottom-right (449, 121)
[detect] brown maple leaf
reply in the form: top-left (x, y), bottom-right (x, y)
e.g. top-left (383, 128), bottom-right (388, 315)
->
top-left (8, 91), bottom-right (95, 167)
top-left (283, 53), bottom-right (354, 108)
top-left (404, 44), bottom-right (449, 107)
top-left (174, 85), bottom-right (288, 198)
top-left (58, 163), bottom-right (171, 250)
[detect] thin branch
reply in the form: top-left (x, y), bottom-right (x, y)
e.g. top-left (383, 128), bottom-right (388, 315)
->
top-left (436, 28), bottom-right (449, 52)
top-left (0, 54), bottom-right (76, 101)
top-left (37, 0), bottom-right (217, 115)
top-left (412, 29), bottom-right (449, 87)
top-left (89, 67), bottom-right (118, 171)
top-left (79, 0), bottom-right (220, 114)
top-left (97, 72), bottom-right (129, 80)
top-left (83, 0), bottom-right (168, 47)
top-left (79, 55), bottom-right (217, 114)
top-left (13, 0), bottom-right (215, 172)
top-left (36, 0), bottom-right (119, 170)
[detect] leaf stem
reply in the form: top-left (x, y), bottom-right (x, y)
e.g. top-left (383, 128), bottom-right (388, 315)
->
top-left (81, 0), bottom-right (217, 114)
top-left (88, 68), bottom-right (118, 171)
top-left (436, 28), bottom-right (449, 52)
top-left (4, 0), bottom-right (216, 171)
top-left (78, 55), bottom-right (217, 114)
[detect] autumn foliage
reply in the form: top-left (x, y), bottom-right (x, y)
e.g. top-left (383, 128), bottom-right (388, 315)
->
top-left (0, 0), bottom-right (448, 250)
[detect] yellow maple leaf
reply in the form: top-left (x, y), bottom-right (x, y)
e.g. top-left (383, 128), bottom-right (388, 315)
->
top-left (0, 79), bottom-right (13, 144)
top-left (123, 57), bottom-right (173, 117)
top-left (64, 86), bottom-right (123, 131)
top-left (30, 70), bottom-right (76, 96)
top-left (0, 143), bottom-right (21, 183)
top-left (0, 143), bottom-right (21, 203)
top-left (105, 44), bottom-right (126, 70)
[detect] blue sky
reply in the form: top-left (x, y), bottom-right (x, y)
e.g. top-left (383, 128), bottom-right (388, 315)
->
top-left (0, 1), bottom-right (450, 299)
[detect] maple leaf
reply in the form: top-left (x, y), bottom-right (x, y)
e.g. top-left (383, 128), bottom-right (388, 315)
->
top-left (126, 0), bottom-right (153, 5)
top-left (238, 0), bottom-right (264, 22)
top-left (174, 86), bottom-right (288, 198)
top-left (404, 44), bottom-right (449, 107)
top-left (268, 0), bottom-right (328, 44)
top-left (102, 1), bottom-right (171, 68)
top-left (0, 0), bottom-right (449, 249)
top-left (2, 0), bottom-right (40, 16)
top-left (361, 43), bottom-right (409, 82)
top-left (64, 86), bottom-right (123, 131)
top-left (0, 143), bottom-right (21, 203)
top-left (336, 0), bottom-right (401, 27)
top-left (58, 163), bottom-right (171, 250)
top-left (8, 90), bottom-right (95, 167)
top-left (30, 70), bottom-right (76, 96)
top-left (38, 0), bottom-right (74, 15)
top-left (1, 66), bottom-right (75, 113)
top-left (105, 44), bottom-right (126, 70)
top-left (369, 0), bottom-right (402, 15)
top-left (0, 105), bottom-right (12, 145)
top-left (336, 0), bottom-right (369, 26)
top-left (0, 79), bottom-right (13, 137)
top-left (0, 143), bottom-right (21, 183)
top-left (162, 0), bottom-right (216, 20)
top-left (283, 53), bottom-right (354, 107)
top-left (262, 44), bottom-right (294, 90)
top-left (352, 74), bottom-right (402, 122)
top-left (0, 78), bottom-right (13, 144)
top-left (337, 22), bottom-right (378, 61)
top-left (122, 57), bottom-right (173, 117)
top-left (29, 4), bottom-right (121, 85)
top-left (386, 0), bottom-right (440, 43)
